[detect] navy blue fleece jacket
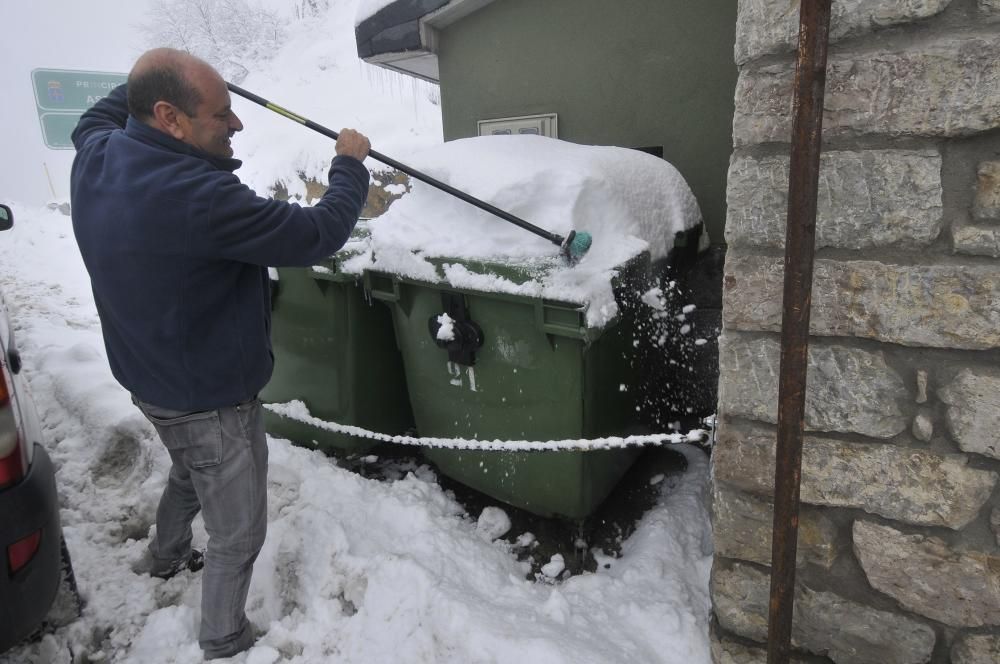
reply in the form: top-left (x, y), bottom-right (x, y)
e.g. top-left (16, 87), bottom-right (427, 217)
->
top-left (70, 84), bottom-right (369, 411)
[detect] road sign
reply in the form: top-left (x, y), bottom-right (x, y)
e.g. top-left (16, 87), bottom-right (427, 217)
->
top-left (37, 113), bottom-right (85, 150)
top-left (31, 68), bottom-right (126, 149)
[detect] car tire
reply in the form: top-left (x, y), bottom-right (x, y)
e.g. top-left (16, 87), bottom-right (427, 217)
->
top-left (42, 535), bottom-right (82, 629)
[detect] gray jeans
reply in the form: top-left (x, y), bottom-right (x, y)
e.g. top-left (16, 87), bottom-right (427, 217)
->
top-left (135, 396), bottom-right (268, 659)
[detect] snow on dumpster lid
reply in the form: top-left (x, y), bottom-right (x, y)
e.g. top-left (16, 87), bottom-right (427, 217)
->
top-left (341, 134), bottom-right (702, 327)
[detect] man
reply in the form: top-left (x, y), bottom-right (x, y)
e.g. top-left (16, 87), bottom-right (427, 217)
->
top-left (70, 48), bottom-right (370, 659)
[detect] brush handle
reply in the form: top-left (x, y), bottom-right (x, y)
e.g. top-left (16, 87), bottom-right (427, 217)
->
top-left (226, 82), bottom-right (564, 247)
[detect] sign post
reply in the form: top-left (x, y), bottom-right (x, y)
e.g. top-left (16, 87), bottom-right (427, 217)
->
top-left (31, 69), bottom-right (126, 149)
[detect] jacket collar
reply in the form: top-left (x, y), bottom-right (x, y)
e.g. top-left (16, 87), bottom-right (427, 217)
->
top-left (125, 116), bottom-right (242, 172)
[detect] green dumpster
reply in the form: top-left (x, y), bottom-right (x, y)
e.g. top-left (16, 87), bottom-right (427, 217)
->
top-left (365, 253), bottom-right (652, 518)
top-left (261, 239), bottom-right (415, 455)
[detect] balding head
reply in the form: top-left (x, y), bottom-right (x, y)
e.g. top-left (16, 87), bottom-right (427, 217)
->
top-left (125, 48), bottom-right (242, 158)
top-left (127, 48), bottom-right (213, 121)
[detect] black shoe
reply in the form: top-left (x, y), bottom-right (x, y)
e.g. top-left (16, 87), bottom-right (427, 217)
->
top-left (151, 549), bottom-right (205, 580)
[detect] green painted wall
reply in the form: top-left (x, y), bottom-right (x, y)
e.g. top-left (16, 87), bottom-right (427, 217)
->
top-left (437, 0), bottom-right (738, 244)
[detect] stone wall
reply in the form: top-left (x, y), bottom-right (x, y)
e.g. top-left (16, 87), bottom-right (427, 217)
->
top-left (712, 2), bottom-right (1000, 662)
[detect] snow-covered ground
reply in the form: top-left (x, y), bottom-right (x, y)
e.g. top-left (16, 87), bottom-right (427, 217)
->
top-left (0, 205), bottom-right (713, 664)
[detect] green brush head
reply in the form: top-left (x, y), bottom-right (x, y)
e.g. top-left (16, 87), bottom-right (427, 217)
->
top-left (560, 230), bottom-right (593, 264)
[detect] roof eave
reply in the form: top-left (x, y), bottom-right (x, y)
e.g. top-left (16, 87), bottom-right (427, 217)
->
top-left (355, 0), bottom-right (498, 83)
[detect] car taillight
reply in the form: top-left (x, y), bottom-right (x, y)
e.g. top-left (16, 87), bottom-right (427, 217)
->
top-left (0, 368), bottom-right (26, 489)
top-left (8, 530), bottom-right (42, 574)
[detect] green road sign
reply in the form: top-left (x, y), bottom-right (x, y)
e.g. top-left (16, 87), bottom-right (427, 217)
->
top-left (32, 68), bottom-right (126, 150)
top-left (38, 113), bottom-right (84, 150)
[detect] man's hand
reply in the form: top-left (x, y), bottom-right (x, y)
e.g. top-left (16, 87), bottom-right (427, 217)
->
top-left (336, 129), bottom-right (370, 161)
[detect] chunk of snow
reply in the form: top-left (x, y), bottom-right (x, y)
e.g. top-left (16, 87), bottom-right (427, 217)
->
top-left (514, 532), bottom-right (537, 548)
top-left (435, 313), bottom-right (456, 341)
top-left (541, 554), bottom-right (566, 579)
top-left (476, 506), bottom-right (512, 541)
top-left (641, 287), bottom-right (665, 311)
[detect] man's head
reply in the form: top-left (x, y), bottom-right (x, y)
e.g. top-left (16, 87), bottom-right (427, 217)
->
top-left (127, 48), bottom-right (243, 159)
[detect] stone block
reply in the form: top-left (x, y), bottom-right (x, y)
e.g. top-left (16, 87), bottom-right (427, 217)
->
top-left (952, 633), bottom-right (1000, 664)
top-left (710, 633), bottom-right (766, 664)
top-left (912, 413), bottom-right (933, 442)
top-left (725, 151), bottom-right (943, 250)
top-left (974, 161), bottom-right (1000, 221)
top-left (713, 427), bottom-right (997, 529)
top-left (717, 333), bottom-right (907, 438)
top-left (712, 485), bottom-right (838, 569)
top-left (735, 0), bottom-right (953, 64)
top-left (854, 520), bottom-right (1000, 627)
top-left (953, 223), bottom-right (1000, 257)
top-left (734, 35), bottom-right (1000, 146)
top-left (710, 632), bottom-right (813, 664)
top-left (723, 254), bottom-right (1000, 350)
top-left (939, 369), bottom-right (1000, 460)
top-left (712, 561), bottom-right (936, 664)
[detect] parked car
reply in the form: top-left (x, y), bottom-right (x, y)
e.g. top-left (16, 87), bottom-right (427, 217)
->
top-left (0, 203), bottom-right (80, 651)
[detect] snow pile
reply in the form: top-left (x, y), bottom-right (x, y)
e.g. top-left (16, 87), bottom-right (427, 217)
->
top-left (342, 135), bottom-right (702, 327)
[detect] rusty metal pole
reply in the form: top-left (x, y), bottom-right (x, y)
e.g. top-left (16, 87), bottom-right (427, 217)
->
top-left (766, 1), bottom-right (833, 663)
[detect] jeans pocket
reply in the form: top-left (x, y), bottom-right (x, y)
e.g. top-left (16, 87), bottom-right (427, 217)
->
top-left (137, 402), bottom-right (224, 469)
top-left (235, 398), bottom-right (261, 442)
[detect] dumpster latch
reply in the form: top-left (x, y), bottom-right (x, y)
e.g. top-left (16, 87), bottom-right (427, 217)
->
top-left (428, 292), bottom-right (484, 366)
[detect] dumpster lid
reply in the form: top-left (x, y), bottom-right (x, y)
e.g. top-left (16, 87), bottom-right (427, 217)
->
top-left (340, 135), bottom-right (702, 327)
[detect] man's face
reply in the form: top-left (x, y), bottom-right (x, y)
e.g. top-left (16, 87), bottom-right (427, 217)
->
top-left (178, 66), bottom-right (243, 158)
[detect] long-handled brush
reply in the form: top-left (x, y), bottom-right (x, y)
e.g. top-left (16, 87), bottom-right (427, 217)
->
top-left (226, 83), bottom-right (593, 264)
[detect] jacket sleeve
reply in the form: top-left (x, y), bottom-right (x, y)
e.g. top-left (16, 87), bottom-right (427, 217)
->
top-left (71, 84), bottom-right (129, 151)
top-left (199, 154), bottom-right (371, 266)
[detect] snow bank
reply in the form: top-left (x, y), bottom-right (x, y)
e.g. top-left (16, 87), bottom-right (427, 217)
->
top-left (342, 135), bottom-right (702, 327)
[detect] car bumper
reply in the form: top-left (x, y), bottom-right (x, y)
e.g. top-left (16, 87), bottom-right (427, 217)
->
top-left (0, 444), bottom-right (62, 652)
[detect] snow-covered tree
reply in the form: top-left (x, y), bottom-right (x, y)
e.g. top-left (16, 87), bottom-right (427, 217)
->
top-left (296, 0), bottom-right (329, 19)
top-left (141, 0), bottom-right (286, 83)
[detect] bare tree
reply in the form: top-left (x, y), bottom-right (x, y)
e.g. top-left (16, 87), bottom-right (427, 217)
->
top-left (141, 0), bottom-right (287, 83)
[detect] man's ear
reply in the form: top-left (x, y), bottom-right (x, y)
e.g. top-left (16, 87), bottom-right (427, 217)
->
top-left (151, 100), bottom-right (187, 141)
